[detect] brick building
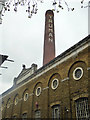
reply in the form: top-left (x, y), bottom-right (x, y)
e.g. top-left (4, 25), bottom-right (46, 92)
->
top-left (0, 10), bottom-right (90, 119)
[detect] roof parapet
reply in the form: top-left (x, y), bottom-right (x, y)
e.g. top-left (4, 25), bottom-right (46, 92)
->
top-left (13, 63), bottom-right (38, 85)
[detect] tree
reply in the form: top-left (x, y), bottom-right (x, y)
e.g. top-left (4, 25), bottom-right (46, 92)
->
top-left (0, 0), bottom-right (89, 24)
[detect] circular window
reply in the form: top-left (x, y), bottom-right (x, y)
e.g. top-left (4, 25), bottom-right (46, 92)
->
top-left (14, 96), bottom-right (18, 105)
top-left (51, 79), bottom-right (59, 89)
top-left (36, 87), bottom-right (41, 96)
top-left (73, 67), bottom-right (83, 80)
top-left (24, 93), bottom-right (29, 101)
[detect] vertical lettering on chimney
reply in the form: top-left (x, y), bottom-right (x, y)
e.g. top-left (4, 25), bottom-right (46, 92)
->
top-left (43, 10), bottom-right (55, 65)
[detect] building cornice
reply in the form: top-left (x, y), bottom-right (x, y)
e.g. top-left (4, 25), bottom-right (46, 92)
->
top-left (0, 35), bottom-right (90, 98)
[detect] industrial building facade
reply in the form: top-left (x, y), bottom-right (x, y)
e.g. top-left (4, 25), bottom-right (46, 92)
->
top-left (0, 10), bottom-right (90, 119)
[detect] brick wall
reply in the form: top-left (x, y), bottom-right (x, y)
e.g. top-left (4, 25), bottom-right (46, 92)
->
top-left (1, 45), bottom-right (89, 119)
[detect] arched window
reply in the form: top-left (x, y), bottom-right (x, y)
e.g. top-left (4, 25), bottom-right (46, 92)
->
top-left (52, 105), bottom-right (60, 119)
top-left (23, 89), bottom-right (29, 101)
top-left (14, 95), bottom-right (19, 105)
top-left (6, 99), bottom-right (11, 108)
top-left (24, 92), bottom-right (29, 101)
top-left (22, 113), bottom-right (27, 119)
top-left (36, 87), bottom-right (41, 96)
top-left (51, 78), bottom-right (59, 90)
top-left (73, 67), bottom-right (83, 80)
top-left (35, 110), bottom-right (41, 119)
top-left (12, 115), bottom-right (17, 118)
top-left (75, 97), bottom-right (90, 119)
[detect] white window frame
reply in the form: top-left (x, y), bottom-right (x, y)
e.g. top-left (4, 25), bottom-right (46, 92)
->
top-left (52, 105), bottom-right (60, 119)
top-left (7, 99), bottom-right (11, 108)
top-left (51, 78), bottom-right (59, 90)
top-left (35, 110), bottom-right (41, 119)
top-left (14, 96), bottom-right (18, 105)
top-left (22, 113), bottom-right (27, 119)
top-left (75, 97), bottom-right (90, 119)
top-left (24, 93), bottom-right (29, 101)
top-left (73, 67), bottom-right (83, 80)
top-left (36, 87), bottom-right (41, 96)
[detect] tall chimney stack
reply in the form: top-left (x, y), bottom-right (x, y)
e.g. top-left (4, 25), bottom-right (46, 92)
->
top-left (43, 10), bottom-right (55, 65)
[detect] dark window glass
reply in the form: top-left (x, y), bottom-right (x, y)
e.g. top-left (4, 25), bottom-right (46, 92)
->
top-left (24, 93), bottom-right (28, 101)
top-left (37, 88), bottom-right (40, 95)
top-left (52, 105), bottom-right (60, 119)
top-left (75, 98), bottom-right (90, 120)
top-left (53, 80), bottom-right (58, 88)
top-left (75, 69), bottom-right (82, 78)
top-left (36, 87), bottom-right (41, 96)
top-left (35, 110), bottom-right (41, 120)
top-left (22, 113), bottom-right (27, 120)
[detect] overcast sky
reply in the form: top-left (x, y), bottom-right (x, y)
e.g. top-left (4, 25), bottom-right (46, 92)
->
top-left (0, 0), bottom-right (88, 94)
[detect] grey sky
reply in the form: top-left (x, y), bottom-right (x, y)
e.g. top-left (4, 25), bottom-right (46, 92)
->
top-left (0, 0), bottom-right (88, 94)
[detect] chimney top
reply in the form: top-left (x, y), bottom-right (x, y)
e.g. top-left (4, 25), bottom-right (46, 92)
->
top-left (45, 10), bottom-right (54, 16)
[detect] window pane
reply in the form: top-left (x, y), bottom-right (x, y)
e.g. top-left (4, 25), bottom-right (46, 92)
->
top-left (22, 113), bottom-right (27, 120)
top-left (75, 98), bottom-right (90, 119)
top-left (35, 110), bottom-right (41, 120)
top-left (52, 105), bottom-right (60, 119)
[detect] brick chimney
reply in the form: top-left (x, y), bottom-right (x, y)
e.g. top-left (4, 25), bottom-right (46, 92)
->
top-left (43, 10), bottom-right (55, 65)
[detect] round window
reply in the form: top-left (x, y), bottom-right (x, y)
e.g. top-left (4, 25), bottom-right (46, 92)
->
top-left (51, 79), bottom-right (59, 89)
top-left (24, 93), bottom-right (29, 101)
top-left (14, 96), bottom-right (18, 105)
top-left (36, 87), bottom-right (41, 96)
top-left (73, 67), bottom-right (83, 80)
